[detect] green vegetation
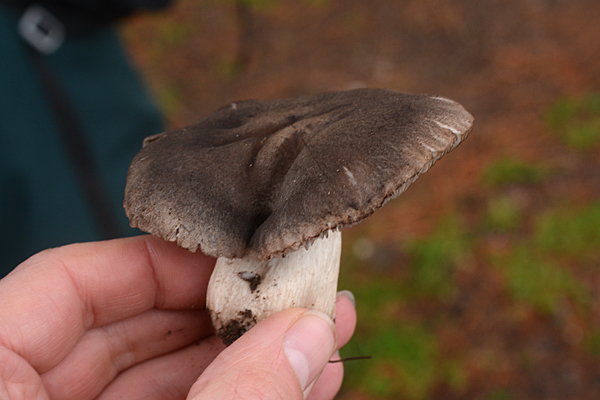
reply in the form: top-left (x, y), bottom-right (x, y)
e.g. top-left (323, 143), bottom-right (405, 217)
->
top-left (344, 324), bottom-right (439, 399)
top-left (155, 82), bottom-right (184, 118)
top-left (498, 246), bottom-right (590, 315)
top-left (405, 216), bottom-right (470, 298)
top-left (157, 20), bottom-right (192, 47)
top-left (340, 217), bottom-right (472, 398)
top-left (215, 58), bottom-right (245, 80)
top-left (442, 360), bottom-right (469, 394)
top-left (341, 216), bottom-right (471, 306)
top-left (482, 157), bottom-right (551, 187)
top-left (545, 93), bottom-right (600, 151)
top-left (341, 195), bottom-right (597, 397)
top-left (534, 203), bottom-right (600, 263)
top-left (486, 388), bottom-right (514, 400)
top-left (483, 196), bottom-right (523, 233)
top-left (584, 330), bottom-right (600, 355)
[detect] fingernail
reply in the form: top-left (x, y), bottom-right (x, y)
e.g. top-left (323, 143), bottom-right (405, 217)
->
top-left (284, 311), bottom-right (337, 393)
top-left (337, 290), bottom-right (356, 307)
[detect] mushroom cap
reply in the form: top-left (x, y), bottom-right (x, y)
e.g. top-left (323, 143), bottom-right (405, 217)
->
top-left (124, 88), bottom-right (473, 260)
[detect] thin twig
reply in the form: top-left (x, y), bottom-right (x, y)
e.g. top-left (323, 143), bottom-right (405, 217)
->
top-left (328, 356), bottom-right (373, 363)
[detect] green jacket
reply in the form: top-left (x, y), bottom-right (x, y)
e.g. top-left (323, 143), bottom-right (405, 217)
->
top-left (0, 4), bottom-right (164, 276)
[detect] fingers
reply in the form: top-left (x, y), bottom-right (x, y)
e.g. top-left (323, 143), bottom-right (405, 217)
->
top-left (187, 309), bottom-right (338, 400)
top-left (307, 291), bottom-right (357, 400)
top-left (0, 232), bottom-right (358, 400)
top-left (306, 353), bottom-right (343, 400)
top-left (96, 336), bottom-right (225, 400)
top-left (0, 236), bottom-right (215, 374)
top-left (86, 291), bottom-right (356, 400)
top-left (334, 290), bottom-right (357, 348)
top-left (47, 235), bottom-right (216, 323)
top-left (0, 345), bottom-right (50, 400)
top-left (187, 291), bottom-right (357, 400)
top-left (41, 309), bottom-right (214, 400)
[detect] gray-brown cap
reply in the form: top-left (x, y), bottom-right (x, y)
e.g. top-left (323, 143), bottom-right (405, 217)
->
top-left (124, 88), bottom-right (473, 260)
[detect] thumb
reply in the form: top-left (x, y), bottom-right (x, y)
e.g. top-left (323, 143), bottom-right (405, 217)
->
top-left (187, 308), bottom-right (337, 400)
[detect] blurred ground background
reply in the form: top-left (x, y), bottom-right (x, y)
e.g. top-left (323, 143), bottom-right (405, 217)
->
top-left (120, 0), bottom-right (600, 398)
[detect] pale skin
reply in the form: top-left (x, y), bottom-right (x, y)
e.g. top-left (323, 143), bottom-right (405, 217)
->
top-left (0, 236), bottom-right (357, 400)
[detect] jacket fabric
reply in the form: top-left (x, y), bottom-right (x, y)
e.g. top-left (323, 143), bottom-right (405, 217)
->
top-left (0, 2), bottom-right (167, 276)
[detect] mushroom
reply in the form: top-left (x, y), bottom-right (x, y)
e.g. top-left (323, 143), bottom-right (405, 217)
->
top-left (124, 88), bottom-right (473, 345)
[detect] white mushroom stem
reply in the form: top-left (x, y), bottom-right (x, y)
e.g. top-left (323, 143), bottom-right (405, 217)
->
top-left (207, 230), bottom-right (342, 345)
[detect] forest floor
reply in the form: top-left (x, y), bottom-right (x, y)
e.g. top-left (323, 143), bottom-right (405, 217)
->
top-left (122, 0), bottom-right (600, 398)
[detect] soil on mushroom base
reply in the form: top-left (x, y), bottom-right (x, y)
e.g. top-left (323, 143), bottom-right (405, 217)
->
top-left (217, 308), bottom-right (258, 346)
top-left (238, 271), bottom-right (262, 293)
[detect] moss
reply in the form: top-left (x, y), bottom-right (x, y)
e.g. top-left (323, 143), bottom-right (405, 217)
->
top-left (405, 216), bottom-right (470, 298)
top-left (499, 246), bottom-right (590, 314)
top-left (483, 196), bottom-right (524, 233)
top-left (534, 203), bottom-right (600, 263)
top-left (545, 93), bottom-right (600, 151)
top-left (344, 324), bottom-right (439, 399)
top-left (482, 157), bottom-right (551, 188)
top-left (584, 330), bottom-right (600, 355)
top-left (485, 388), bottom-right (514, 400)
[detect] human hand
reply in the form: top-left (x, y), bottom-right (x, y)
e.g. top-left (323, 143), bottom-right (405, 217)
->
top-left (0, 236), bottom-right (357, 399)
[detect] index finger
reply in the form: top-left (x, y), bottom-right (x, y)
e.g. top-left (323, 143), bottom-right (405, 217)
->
top-left (0, 235), bottom-right (215, 373)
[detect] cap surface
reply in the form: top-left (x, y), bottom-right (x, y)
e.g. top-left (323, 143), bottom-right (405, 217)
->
top-left (124, 88), bottom-right (473, 259)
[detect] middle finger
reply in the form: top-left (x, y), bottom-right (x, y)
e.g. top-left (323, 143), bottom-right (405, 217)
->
top-left (41, 308), bottom-right (213, 400)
